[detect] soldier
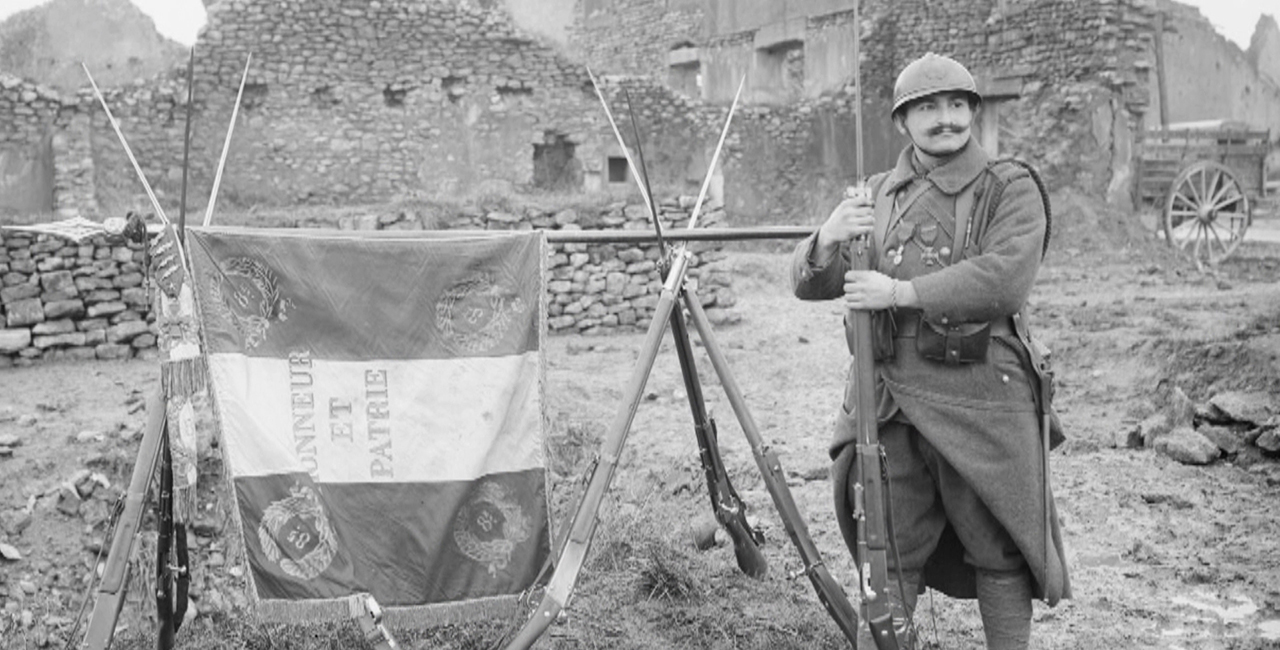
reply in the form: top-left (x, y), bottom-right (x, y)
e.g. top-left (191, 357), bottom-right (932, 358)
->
top-left (791, 52), bottom-right (1070, 649)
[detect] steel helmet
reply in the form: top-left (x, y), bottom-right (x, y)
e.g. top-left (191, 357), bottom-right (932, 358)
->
top-left (892, 52), bottom-right (981, 116)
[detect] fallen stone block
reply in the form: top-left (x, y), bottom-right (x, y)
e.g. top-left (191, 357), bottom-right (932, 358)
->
top-left (1197, 424), bottom-right (1248, 455)
top-left (1153, 426), bottom-right (1220, 465)
top-left (1208, 391), bottom-right (1276, 426)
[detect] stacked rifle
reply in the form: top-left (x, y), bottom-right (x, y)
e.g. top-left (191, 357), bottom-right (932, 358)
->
top-left (501, 67), bottom-right (863, 648)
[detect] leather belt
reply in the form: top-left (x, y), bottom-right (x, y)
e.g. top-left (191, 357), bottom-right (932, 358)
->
top-left (890, 309), bottom-right (1014, 338)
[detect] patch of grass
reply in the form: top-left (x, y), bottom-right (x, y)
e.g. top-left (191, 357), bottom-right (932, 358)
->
top-left (636, 545), bottom-right (700, 602)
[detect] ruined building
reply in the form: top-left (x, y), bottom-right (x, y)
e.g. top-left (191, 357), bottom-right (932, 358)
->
top-left (0, 0), bottom-right (1276, 224)
top-left (568, 0), bottom-right (1279, 214)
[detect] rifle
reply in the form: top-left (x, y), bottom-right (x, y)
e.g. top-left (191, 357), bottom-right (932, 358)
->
top-left (618, 85), bottom-right (767, 579)
top-left (615, 74), bottom-right (859, 641)
top-left (837, 0), bottom-right (901, 647)
top-left (836, 236), bottom-right (899, 649)
top-left (83, 387), bottom-right (167, 650)
top-left (501, 72), bottom-right (748, 650)
top-left (505, 71), bottom-right (861, 647)
top-left (682, 295), bottom-right (861, 643)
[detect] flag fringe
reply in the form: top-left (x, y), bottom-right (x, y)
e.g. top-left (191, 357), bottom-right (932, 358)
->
top-left (160, 355), bottom-right (207, 399)
top-left (251, 593), bottom-right (526, 627)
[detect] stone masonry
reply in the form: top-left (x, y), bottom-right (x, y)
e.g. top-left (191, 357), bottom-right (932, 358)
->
top-left (0, 196), bottom-right (735, 366)
top-left (572, 0), bottom-right (1164, 221)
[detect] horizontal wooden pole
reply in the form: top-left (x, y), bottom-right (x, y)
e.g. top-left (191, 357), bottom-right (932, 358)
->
top-left (193, 225), bottom-right (819, 244)
top-left (544, 225), bottom-right (816, 243)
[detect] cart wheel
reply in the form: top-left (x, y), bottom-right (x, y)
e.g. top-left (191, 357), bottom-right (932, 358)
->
top-left (1162, 160), bottom-right (1251, 269)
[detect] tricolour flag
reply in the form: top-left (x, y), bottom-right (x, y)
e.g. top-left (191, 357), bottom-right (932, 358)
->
top-left (186, 227), bottom-right (550, 625)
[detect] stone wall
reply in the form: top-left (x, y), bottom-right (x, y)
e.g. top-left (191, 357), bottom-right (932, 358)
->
top-left (613, 0), bottom-right (1163, 220)
top-left (0, 198), bottom-right (734, 366)
top-left (570, 0), bottom-right (704, 79)
top-left (0, 230), bottom-right (153, 367)
top-left (181, 0), bottom-right (606, 206)
top-left (0, 0), bottom-right (735, 222)
top-left (5, 0), bottom-right (1244, 237)
top-left (0, 71), bottom-right (198, 222)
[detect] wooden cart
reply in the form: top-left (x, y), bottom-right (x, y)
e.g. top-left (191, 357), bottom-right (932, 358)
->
top-left (1134, 125), bottom-right (1271, 268)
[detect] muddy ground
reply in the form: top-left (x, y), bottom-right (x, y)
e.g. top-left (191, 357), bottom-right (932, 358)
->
top-left (1, 189), bottom-right (1279, 649)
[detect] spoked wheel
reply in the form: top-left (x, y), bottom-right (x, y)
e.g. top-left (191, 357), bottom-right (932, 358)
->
top-left (1162, 160), bottom-right (1251, 269)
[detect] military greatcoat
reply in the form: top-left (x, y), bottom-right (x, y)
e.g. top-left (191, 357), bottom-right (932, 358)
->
top-left (792, 141), bottom-right (1070, 605)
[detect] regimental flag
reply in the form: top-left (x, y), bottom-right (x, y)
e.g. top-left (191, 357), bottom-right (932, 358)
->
top-left (186, 227), bottom-right (550, 624)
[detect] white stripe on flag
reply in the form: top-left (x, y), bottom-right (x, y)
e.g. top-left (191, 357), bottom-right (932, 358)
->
top-left (208, 352), bottom-right (544, 483)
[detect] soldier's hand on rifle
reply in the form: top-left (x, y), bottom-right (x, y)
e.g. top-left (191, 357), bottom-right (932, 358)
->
top-left (843, 270), bottom-right (916, 311)
top-left (814, 193), bottom-right (875, 266)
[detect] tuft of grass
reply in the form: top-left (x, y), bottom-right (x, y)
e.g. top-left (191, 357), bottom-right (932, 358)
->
top-left (636, 545), bottom-right (700, 602)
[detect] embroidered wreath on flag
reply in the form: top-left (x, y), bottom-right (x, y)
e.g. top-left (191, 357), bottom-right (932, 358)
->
top-left (453, 481), bottom-right (531, 577)
top-left (257, 484), bottom-right (337, 581)
top-left (205, 256), bottom-right (293, 349)
top-left (435, 272), bottom-right (528, 355)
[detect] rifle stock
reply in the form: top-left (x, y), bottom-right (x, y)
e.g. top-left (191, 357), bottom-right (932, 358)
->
top-left (683, 293), bottom-right (861, 645)
top-left (670, 306), bottom-right (767, 578)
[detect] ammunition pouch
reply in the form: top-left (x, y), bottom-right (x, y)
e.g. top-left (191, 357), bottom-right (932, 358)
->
top-left (864, 310), bottom-right (1004, 365)
top-left (916, 319), bottom-right (992, 365)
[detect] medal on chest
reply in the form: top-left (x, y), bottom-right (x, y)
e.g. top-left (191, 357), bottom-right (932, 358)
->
top-left (918, 223), bottom-right (941, 266)
top-left (884, 221), bottom-right (915, 267)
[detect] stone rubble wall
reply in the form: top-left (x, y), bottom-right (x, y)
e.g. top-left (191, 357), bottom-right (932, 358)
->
top-left (0, 0), bottom-right (653, 221)
top-left (1, 0), bottom-right (1185, 234)
top-left (0, 71), bottom-right (203, 221)
top-left (0, 230), bottom-right (152, 367)
top-left (569, 0), bottom-right (1162, 222)
top-left (0, 199), bottom-right (736, 366)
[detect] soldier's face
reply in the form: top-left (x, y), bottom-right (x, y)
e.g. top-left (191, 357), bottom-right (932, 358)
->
top-left (896, 92), bottom-right (974, 157)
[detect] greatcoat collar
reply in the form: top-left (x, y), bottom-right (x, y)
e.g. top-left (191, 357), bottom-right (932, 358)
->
top-left (883, 139), bottom-right (990, 196)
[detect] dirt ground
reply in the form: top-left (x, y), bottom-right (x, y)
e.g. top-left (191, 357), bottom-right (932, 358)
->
top-left (2, 190), bottom-right (1279, 649)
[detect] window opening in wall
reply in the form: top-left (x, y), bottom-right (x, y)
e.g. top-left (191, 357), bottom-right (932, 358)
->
top-left (311, 86), bottom-right (338, 108)
top-left (607, 156), bottom-right (628, 183)
top-left (754, 41), bottom-right (804, 104)
top-left (533, 131), bottom-right (583, 191)
top-left (668, 41), bottom-right (701, 99)
top-left (442, 75), bottom-right (467, 104)
top-left (241, 83), bottom-right (269, 111)
top-left (383, 84), bottom-right (409, 107)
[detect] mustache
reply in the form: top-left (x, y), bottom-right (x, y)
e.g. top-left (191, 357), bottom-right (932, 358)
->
top-left (927, 124), bottom-right (966, 136)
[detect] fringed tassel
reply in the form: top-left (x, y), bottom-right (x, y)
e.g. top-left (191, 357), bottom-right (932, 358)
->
top-left (173, 485), bottom-right (198, 524)
top-left (252, 593), bottom-right (525, 627)
top-left (161, 355), bottom-right (207, 400)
